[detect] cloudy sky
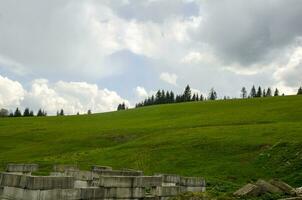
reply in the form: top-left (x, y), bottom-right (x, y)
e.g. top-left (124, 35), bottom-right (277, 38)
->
top-left (0, 0), bottom-right (302, 115)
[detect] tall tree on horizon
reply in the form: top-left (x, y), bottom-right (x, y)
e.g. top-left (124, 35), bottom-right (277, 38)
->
top-left (266, 87), bottom-right (272, 97)
top-left (256, 86), bottom-right (262, 97)
top-left (274, 88), bottom-right (279, 96)
top-left (183, 85), bottom-right (192, 102)
top-left (208, 88), bottom-right (217, 100)
top-left (14, 107), bottom-right (22, 117)
top-left (250, 86), bottom-right (256, 98)
top-left (241, 87), bottom-right (247, 99)
top-left (297, 86), bottom-right (302, 95)
top-left (23, 108), bottom-right (30, 117)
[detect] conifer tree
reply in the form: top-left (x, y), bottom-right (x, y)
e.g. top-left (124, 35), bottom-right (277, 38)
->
top-left (263, 89), bottom-right (266, 97)
top-left (14, 107), bottom-right (22, 117)
top-left (60, 109), bottom-right (64, 116)
top-left (208, 88), bottom-right (217, 100)
top-left (256, 86), bottom-right (262, 97)
top-left (250, 86), bottom-right (256, 98)
top-left (274, 88), bottom-right (279, 96)
top-left (183, 85), bottom-right (192, 102)
top-left (266, 87), bottom-right (272, 97)
top-left (297, 87), bottom-right (302, 95)
top-left (23, 108), bottom-right (30, 117)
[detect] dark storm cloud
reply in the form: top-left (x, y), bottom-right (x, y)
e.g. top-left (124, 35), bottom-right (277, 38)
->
top-left (194, 0), bottom-right (302, 66)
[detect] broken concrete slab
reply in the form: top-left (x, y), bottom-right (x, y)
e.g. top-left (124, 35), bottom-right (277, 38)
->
top-left (256, 179), bottom-right (283, 194)
top-left (233, 183), bottom-right (262, 197)
top-left (269, 179), bottom-right (295, 195)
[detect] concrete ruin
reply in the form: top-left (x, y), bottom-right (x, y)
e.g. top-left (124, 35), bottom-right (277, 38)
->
top-left (0, 164), bottom-right (206, 200)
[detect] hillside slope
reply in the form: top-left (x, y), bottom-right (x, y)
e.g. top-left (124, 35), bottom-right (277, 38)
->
top-left (0, 96), bottom-right (302, 191)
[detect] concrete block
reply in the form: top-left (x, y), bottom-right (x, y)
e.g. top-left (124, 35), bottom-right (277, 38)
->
top-left (155, 186), bottom-right (181, 197)
top-left (269, 179), bottom-right (295, 195)
top-left (96, 170), bottom-right (143, 176)
top-left (99, 176), bottom-right (162, 188)
top-left (256, 179), bottom-right (282, 194)
top-left (6, 164), bottom-right (38, 173)
top-left (53, 164), bottom-right (79, 172)
top-left (155, 174), bottom-right (180, 185)
top-left (80, 187), bottom-right (104, 199)
top-left (0, 173), bottom-right (74, 190)
top-left (39, 189), bottom-right (81, 200)
top-left (180, 177), bottom-right (205, 187)
top-left (233, 183), bottom-right (261, 197)
top-left (74, 180), bottom-right (89, 188)
top-left (25, 176), bottom-right (75, 190)
top-left (103, 187), bottom-right (145, 198)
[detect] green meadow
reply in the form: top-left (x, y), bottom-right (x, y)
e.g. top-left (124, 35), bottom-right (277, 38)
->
top-left (0, 95), bottom-right (302, 193)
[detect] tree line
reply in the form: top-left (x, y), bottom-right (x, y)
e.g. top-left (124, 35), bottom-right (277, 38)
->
top-left (134, 85), bottom-right (302, 108)
top-left (135, 85), bottom-right (216, 108)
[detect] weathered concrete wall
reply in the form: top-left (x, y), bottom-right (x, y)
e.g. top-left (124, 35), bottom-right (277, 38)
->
top-left (0, 173), bottom-right (74, 190)
top-left (0, 164), bottom-right (206, 200)
top-left (6, 164), bottom-right (38, 173)
top-left (99, 176), bottom-right (162, 188)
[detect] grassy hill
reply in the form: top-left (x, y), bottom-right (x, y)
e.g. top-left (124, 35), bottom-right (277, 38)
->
top-left (0, 95), bottom-right (302, 193)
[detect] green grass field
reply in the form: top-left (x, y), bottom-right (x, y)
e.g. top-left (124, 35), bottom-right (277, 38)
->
top-left (0, 95), bottom-right (302, 193)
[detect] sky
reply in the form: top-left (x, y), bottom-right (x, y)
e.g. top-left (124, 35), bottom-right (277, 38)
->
top-left (0, 0), bottom-right (302, 115)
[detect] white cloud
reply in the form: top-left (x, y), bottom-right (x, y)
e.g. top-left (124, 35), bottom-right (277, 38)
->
top-left (134, 86), bottom-right (149, 99)
top-left (0, 75), bottom-right (25, 108)
top-left (0, 75), bottom-right (129, 115)
top-left (160, 72), bottom-right (178, 86)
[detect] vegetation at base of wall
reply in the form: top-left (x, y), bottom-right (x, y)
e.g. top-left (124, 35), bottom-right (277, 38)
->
top-left (0, 95), bottom-right (302, 195)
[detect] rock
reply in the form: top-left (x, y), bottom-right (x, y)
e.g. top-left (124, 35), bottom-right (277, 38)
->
top-left (233, 183), bottom-right (262, 197)
top-left (296, 187), bottom-right (302, 196)
top-left (256, 179), bottom-right (283, 194)
top-left (269, 179), bottom-right (296, 195)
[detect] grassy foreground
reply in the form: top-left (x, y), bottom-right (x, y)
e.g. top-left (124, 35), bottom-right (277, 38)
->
top-left (0, 95), bottom-right (302, 193)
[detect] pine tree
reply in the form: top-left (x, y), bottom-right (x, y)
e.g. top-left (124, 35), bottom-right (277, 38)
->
top-left (297, 87), bottom-right (302, 95)
top-left (208, 88), bottom-right (217, 100)
top-left (170, 91), bottom-right (174, 103)
top-left (37, 109), bottom-right (43, 117)
top-left (192, 94), bottom-right (196, 101)
top-left (266, 87), bottom-right (272, 97)
top-left (155, 90), bottom-right (161, 104)
top-left (241, 87), bottom-right (247, 99)
top-left (14, 108), bottom-right (22, 117)
top-left (263, 89), bottom-right (266, 97)
top-left (183, 85), bottom-right (192, 102)
top-left (274, 88), bottom-right (279, 96)
top-left (200, 94), bottom-right (204, 101)
top-left (23, 108), bottom-right (30, 117)
top-left (87, 110), bottom-right (92, 114)
top-left (29, 110), bottom-right (34, 116)
top-left (196, 94), bottom-right (199, 101)
top-left (60, 109), bottom-right (64, 116)
top-left (256, 86), bottom-right (262, 97)
top-left (250, 86), bottom-right (256, 98)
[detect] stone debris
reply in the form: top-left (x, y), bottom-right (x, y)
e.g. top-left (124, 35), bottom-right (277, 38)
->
top-left (233, 183), bottom-right (261, 197)
top-left (296, 187), bottom-right (302, 196)
top-left (256, 179), bottom-right (282, 194)
top-left (269, 179), bottom-right (296, 195)
top-left (234, 179), bottom-right (300, 198)
top-left (0, 164), bottom-right (206, 200)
